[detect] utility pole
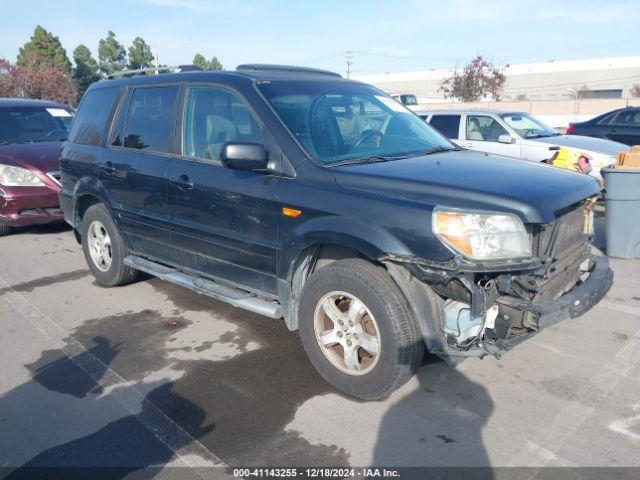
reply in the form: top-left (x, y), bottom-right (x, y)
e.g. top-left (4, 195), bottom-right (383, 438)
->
top-left (345, 51), bottom-right (354, 78)
top-left (154, 51), bottom-right (159, 75)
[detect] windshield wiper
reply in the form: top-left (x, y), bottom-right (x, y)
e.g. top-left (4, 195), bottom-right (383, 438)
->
top-left (327, 155), bottom-right (402, 167)
top-left (327, 146), bottom-right (456, 168)
top-left (528, 132), bottom-right (561, 139)
top-left (403, 146), bottom-right (457, 157)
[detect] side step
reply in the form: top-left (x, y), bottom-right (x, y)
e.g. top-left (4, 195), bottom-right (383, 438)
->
top-left (124, 255), bottom-right (283, 319)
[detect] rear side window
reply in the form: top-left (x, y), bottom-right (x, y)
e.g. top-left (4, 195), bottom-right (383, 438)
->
top-left (123, 86), bottom-right (179, 153)
top-left (429, 115), bottom-right (461, 139)
top-left (68, 87), bottom-right (119, 146)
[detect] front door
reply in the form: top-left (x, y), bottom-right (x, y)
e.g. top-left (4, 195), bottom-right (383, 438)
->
top-left (101, 85), bottom-right (180, 263)
top-left (166, 85), bottom-right (279, 296)
top-left (462, 114), bottom-right (521, 158)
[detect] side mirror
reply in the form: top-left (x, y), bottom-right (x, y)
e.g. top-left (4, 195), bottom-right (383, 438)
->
top-left (220, 142), bottom-right (269, 172)
top-left (498, 134), bottom-right (515, 144)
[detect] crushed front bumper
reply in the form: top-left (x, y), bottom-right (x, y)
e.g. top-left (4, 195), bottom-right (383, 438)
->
top-left (485, 255), bottom-right (614, 354)
top-left (529, 255), bottom-right (612, 330)
top-left (384, 253), bottom-right (614, 361)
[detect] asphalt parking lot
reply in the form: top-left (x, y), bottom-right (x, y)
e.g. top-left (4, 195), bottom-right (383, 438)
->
top-left (1, 217), bottom-right (640, 479)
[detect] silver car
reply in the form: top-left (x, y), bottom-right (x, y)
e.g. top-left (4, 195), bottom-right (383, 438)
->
top-left (418, 108), bottom-right (629, 181)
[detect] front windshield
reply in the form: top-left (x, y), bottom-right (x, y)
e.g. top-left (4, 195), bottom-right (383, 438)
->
top-left (500, 113), bottom-right (559, 139)
top-left (258, 81), bottom-right (453, 165)
top-left (0, 106), bottom-right (74, 145)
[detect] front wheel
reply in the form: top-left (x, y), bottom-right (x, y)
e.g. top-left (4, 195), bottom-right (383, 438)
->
top-left (298, 259), bottom-right (424, 400)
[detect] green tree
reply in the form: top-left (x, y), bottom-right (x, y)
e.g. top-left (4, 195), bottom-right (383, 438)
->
top-left (98, 31), bottom-right (126, 75)
top-left (192, 53), bottom-right (208, 70)
top-left (17, 26), bottom-right (72, 74)
top-left (192, 53), bottom-right (223, 71)
top-left (208, 56), bottom-right (223, 71)
top-left (127, 37), bottom-right (154, 70)
top-left (73, 44), bottom-right (101, 102)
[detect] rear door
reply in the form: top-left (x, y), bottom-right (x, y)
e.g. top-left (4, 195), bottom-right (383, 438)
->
top-left (166, 84), bottom-right (280, 296)
top-left (102, 84), bottom-right (180, 263)
top-left (461, 114), bottom-right (521, 157)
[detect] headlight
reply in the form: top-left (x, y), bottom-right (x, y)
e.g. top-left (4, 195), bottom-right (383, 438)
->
top-left (433, 209), bottom-right (532, 261)
top-left (0, 164), bottom-right (45, 187)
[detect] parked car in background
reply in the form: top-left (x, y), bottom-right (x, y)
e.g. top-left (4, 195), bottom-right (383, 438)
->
top-left (420, 109), bottom-right (629, 181)
top-left (60, 65), bottom-right (611, 400)
top-left (0, 98), bottom-right (74, 236)
top-left (567, 106), bottom-right (640, 146)
top-left (391, 93), bottom-right (418, 106)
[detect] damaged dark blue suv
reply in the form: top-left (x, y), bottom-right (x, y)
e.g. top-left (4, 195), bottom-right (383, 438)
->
top-left (60, 64), bottom-right (613, 399)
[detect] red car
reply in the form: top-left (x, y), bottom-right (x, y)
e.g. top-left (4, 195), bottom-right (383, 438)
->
top-left (0, 98), bottom-right (74, 236)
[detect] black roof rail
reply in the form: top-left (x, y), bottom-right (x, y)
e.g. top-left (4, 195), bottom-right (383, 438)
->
top-left (106, 64), bottom-right (203, 80)
top-left (236, 64), bottom-right (342, 78)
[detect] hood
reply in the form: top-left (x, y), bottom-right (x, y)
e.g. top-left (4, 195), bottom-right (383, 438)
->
top-left (0, 141), bottom-right (63, 174)
top-left (531, 134), bottom-right (628, 156)
top-left (333, 150), bottom-right (600, 223)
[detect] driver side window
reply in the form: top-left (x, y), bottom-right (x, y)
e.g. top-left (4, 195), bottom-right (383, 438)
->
top-left (182, 86), bottom-right (263, 162)
top-left (466, 115), bottom-right (508, 142)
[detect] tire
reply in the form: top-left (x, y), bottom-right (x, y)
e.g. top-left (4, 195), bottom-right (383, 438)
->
top-left (81, 203), bottom-right (138, 286)
top-left (298, 258), bottom-right (424, 400)
top-left (0, 225), bottom-right (11, 237)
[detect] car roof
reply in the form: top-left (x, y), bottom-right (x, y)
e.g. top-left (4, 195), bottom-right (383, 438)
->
top-left (416, 108), bottom-right (524, 116)
top-left (0, 97), bottom-right (71, 109)
top-left (90, 67), bottom-right (360, 91)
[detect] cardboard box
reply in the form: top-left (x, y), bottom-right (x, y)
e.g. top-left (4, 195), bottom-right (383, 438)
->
top-left (616, 147), bottom-right (640, 169)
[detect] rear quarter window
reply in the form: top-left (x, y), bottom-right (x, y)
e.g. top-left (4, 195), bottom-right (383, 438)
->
top-left (68, 87), bottom-right (119, 146)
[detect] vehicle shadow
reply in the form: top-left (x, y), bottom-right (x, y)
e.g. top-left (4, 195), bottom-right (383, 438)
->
top-left (372, 351), bottom-right (494, 478)
top-left (8, 223), bottom-right (71, 236)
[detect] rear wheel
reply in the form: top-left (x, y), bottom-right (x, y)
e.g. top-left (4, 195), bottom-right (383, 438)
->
top-left (0, 225), bottom-right (11, 237)
top-left (81, 204), bottom-right (138, 286)
top-left (298, 258), bottom-right (424, 400)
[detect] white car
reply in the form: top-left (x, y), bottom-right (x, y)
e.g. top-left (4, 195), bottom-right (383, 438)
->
top-left (418, 109), bottom-right (629, 181)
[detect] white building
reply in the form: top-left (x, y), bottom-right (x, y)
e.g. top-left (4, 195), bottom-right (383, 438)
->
top-left (353, 56), bottom-right (640, 102)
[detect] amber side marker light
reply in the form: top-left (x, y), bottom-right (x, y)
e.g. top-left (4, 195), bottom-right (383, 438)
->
top-left (282, 207), bottom-right (302, 217)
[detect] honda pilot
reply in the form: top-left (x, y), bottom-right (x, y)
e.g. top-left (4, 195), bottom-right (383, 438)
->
top-left (60, 64), bottom-right (613, 400)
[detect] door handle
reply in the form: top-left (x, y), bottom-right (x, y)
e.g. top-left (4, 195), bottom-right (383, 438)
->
top-left (170, 174), bottom-right (194, 190)
top-left (610, 129), bottom-right (619, 133)
top-left (99, 161), bottom-right (115, 174)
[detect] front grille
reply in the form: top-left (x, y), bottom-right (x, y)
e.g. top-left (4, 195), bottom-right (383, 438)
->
top-left (536, 203), bottom-right (590, 261)
top-left (515, 203), bottom-right (593, 303)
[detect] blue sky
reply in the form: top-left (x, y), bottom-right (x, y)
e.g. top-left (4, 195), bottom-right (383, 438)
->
top-left (1, 0), bottom-right (639, 75)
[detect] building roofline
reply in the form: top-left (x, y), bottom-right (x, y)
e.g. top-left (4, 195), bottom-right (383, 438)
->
top-left (353, 56), bottom-right (640, 83)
